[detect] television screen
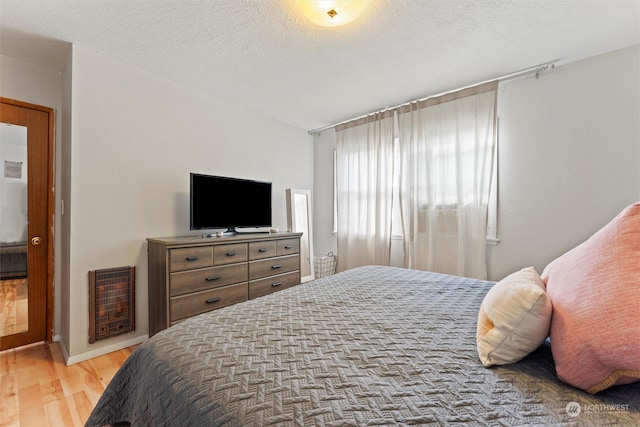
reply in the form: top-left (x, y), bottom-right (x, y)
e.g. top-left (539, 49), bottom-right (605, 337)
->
top-left (190, 173), bottom-right (272, 231)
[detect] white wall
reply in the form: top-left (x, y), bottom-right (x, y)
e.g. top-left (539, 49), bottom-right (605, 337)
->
top-left (313, 45), bottom-right (640, 281)
top-left (62, 45), bottom-right (313, 361)
top-left (59, 48), bottom-right (73, 354)
top-left (487, 45), bottom-right (640, 280)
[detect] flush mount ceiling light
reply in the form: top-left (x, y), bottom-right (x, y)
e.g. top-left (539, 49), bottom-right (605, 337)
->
top-left (297, 0), bottom-right (368, 27)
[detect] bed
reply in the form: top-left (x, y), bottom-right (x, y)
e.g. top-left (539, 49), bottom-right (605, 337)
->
top-left (85, 265), bottom-right (640, 426)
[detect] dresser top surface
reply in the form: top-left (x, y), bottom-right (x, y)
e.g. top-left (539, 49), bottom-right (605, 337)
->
top-left (147, 232), bottom-right (302, 247)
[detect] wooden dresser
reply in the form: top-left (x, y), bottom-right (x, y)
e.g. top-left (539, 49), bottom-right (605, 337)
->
top-left (147, 232), bottom-right (302, 336)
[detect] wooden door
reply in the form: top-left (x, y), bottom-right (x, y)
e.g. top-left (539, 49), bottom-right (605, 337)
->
top-left (0, 98), bottom-right (54, 350)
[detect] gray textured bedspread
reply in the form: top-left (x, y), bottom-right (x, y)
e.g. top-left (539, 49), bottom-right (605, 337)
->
top-left (86, 266), bottom-right (640, 426)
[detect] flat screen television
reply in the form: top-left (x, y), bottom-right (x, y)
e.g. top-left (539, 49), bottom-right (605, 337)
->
top-left (190, 173), bottom-right (272, 233)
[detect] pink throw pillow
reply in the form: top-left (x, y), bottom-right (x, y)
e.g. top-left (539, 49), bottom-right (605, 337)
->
top-left (541, 203), bottom-right (640, 393)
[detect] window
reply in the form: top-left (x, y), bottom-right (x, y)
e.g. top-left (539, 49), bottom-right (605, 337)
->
top-left (334, 133), bottom-right (498, 243)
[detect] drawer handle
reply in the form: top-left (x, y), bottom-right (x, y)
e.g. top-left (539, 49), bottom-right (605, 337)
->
top-left (186, 256), bottom-right (199, 261)
top-left (284, 245), bottom-right (293, 249)
top-left (205, 297), bottom-right (221, 304)
top-left (205, 276), bottom-right (221, 282)
top-left (271, 264), bottom-right (283, 270)
top-left (226, 251), bottom-right (236, 257)
top-left (258, 248), bottom-right (268, 253)
top-left (271, 282), bottom-right (283, 287)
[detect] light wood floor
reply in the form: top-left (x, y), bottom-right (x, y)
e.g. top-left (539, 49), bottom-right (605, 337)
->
top-left (1, 278), bottom-right (29, 336)
top-left (0, 341), bottom-right (138, 426)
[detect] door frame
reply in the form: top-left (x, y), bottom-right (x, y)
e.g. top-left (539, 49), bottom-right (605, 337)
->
top-left (1, 97), bottom-right (55, 344)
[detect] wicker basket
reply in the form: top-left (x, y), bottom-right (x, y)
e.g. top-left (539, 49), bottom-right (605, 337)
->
top-left (314, 251), bottom-right (337, 278)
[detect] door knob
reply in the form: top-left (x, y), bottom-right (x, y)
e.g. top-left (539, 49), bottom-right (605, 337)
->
top-left (31, 236), bottom-right (43, 246)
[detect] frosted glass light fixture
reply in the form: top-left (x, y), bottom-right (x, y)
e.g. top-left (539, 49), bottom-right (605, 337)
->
top-left (297, 0), bottom-right (367, 27)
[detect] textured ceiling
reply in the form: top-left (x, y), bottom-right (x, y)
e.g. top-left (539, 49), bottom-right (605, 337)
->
top-left (0, 0), bottom-right (638, 131)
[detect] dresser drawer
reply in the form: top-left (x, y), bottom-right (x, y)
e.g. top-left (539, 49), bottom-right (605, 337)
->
top-left (214, 243), bottom-right (248, 265)
top-left (277, 238), bottom-right (300, 255)
top-left (170, 263), bottom-right (248, 297)
top-left (248, 241), bottom-right (277, 260)
top-left (170, 283), bottom-right (248, 321)
top-left (249, 254), bottom-right (300, 280)
top-left (170, 246), bottom-right (213, 272)
top-left (249, 271), bottom-right (300, 299)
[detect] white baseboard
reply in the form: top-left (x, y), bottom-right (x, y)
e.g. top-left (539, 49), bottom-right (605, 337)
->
top-left (61, 334), bottom-right (148, 366)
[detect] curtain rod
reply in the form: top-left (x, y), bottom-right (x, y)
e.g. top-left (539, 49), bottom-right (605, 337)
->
top-left (308, 62), bottom-right (556, 135)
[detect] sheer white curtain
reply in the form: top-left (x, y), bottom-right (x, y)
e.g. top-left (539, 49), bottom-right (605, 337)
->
top-left (397, 82), bottom-right (498, 279)
top-left (335, 112), bottom-right (395, 271)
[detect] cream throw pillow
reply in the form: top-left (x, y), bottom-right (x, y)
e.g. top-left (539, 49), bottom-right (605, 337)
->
top-left (477, 267), bottom-right (552, 367)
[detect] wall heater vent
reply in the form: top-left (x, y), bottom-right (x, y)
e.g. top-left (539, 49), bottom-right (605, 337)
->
top-left (89, 266), bottom-right (135, 343)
